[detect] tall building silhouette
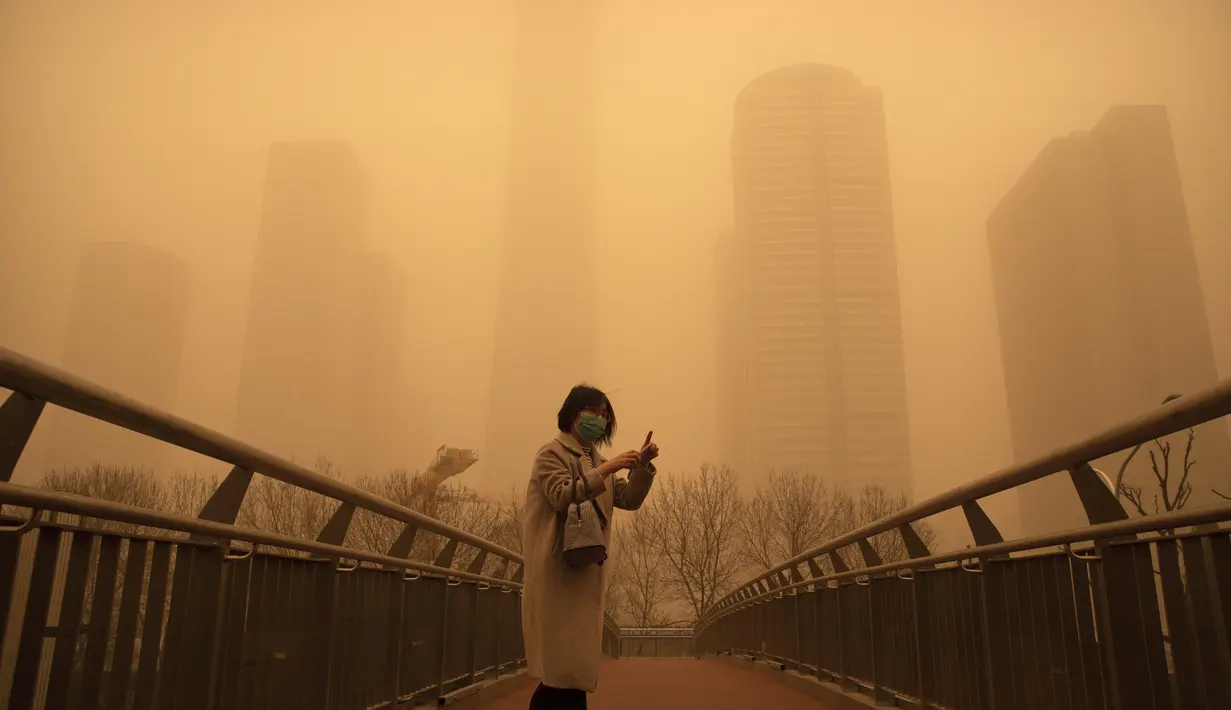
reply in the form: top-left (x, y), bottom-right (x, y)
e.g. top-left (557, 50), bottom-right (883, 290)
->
top-left (989, 105), bottom-right (1230, 535)
top-left (41, 242), bottom-right (190, 472)
top-left (714, 228), bottom-right (751, 476)
top-left (237, 141), bottom-right (367, 468)
top-left (483, 0), bottom-right (598, 492)
top-left (348, 252), bottom-right (409, 475)
top-left (725, 64), bottom-right (912, 493)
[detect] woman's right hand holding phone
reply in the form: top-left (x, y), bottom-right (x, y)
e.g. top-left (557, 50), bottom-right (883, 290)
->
top-left (596, 450), bottom-right (641, 478)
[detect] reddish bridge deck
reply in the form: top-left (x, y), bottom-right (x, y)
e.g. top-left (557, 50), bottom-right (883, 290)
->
top-left (483, 659), bottom-right (833, 710)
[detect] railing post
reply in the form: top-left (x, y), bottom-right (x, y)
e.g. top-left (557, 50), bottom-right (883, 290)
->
top-left (979, 558), bottom-right (1016, 710)
top-left (439, 579), bottom-right (453, 697)
top-left (905, 570), bottom-right (931, 709)
top-left (866, 575), bottom-right (895, 706)
top-left (494, 586), bottom-right (504, 675)
top-left (468, 581), bottom-right (480, 685)
top-left (791, 589), bottom-right (802, 671)
top-left (1094, 541), bottom-right (1173, 710)
top-left (834, 582), bottom-right (855, 691)
top-left (382, 570), bottom-right (406, 706)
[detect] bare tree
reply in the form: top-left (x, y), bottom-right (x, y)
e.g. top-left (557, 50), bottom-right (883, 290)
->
top-left (350, 467), bottom-right (425, 553)
top-left (646, 464), bottom-right (743, 622)
top-left (37, 463), bottom-right (167, 534)
top-left (428, 488), bottom-right (509, 572)
top-left (237, 456), bottom-right (344, 544)
top-left (739, 469), bottom-right (852, 572)
top-left (488, 490), bottom-right (524, 556)
top-left (1117, 429), bottom-right (1196, 516)
top-left (348, 467), bottom-right (516, 575)
top-left (832, 483), bottom-right (937, 567)
top-left (609, 507), bottom-right (673, 627)
top-left (602, 529), bottom-right (629, 624)
top-left (164, 470), bottom-right (221, 519)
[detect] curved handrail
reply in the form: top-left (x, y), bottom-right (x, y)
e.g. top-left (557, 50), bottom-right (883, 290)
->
top-left (0, 347), bottom-right (521, 565)
top-left (0, 482), bottom-right (520, 589)
top-left (701, 500), bottom-right (1231, 627)
top-left (699, 375), bottom-right (1231, 626)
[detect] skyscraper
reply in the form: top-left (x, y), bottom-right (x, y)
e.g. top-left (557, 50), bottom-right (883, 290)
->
top-left (348, 252), bottom-right (409, 475)
top-left (989, 105), bottom-right (1230, 535)
top-left (237, 141), bottom-right (367, 468)
top-left (725, 64), bottom-right (912, 493)
top-left (714, 228), bottom-right (751, 475)
top-left (41, 242), bottom-right (190, 472)
top-left (483, 0), bottom-right (598, 492)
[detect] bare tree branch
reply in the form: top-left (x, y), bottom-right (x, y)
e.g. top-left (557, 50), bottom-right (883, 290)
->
top-left (608, 509), bottom-right (673, 627)
top-left (645, 464), bottom-right (743, 622)
top-left (1119, 483), bottom-right (1149, 517)
top-left (738, 468), bottom-right (851, 572)
top-left (1119, 428), bottom-right (1198, 517)
top-left (843, 484), bottom-right (937, 565)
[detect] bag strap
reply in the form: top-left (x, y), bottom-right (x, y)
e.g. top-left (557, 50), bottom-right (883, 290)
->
top-left (569, 450), bottom-right (609, 528)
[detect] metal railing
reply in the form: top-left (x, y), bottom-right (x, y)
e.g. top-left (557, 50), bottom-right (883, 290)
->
top-left (696, 376), bottom-right (1231, 710)
top-left (602, 614), bottom-right (621, 660)
top-left (618, 628), bottom-right (695, 659)
top-left (0, 347), bottom-right (527, 709)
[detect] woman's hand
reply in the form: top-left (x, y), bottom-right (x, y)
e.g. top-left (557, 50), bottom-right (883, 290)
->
top-left (596, 450), bottom-right (641, 478)
top-left (639, 431), bottom-right (659, 465)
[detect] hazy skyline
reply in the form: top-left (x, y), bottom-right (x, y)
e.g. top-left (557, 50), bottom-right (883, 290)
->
top-left (990, 105), bottom-right (1231, 536)
top-left (485, 0), bottom-right (601, 495)
top-left (236, 140), bottom-right (370, 471)
top-left (2, 1), bottom-right (1228, 545)
top-left (725, 64), bottom-right (912, 495)
top-left (36, 241), bottom-right (190, 475)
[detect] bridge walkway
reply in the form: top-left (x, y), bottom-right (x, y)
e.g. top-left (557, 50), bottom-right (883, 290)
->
top-left (482, 659), bottom-right (834, 710)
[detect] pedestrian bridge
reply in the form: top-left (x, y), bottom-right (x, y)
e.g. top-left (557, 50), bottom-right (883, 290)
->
top-left (2, 345), bottom-right (1231, 710)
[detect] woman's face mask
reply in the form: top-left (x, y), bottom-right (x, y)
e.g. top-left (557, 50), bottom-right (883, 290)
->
top-left (576, 413), bottom-right (608, 443)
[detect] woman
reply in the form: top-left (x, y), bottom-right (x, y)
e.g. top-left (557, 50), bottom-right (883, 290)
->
top-left (521, 384), bottom-right (659, 709)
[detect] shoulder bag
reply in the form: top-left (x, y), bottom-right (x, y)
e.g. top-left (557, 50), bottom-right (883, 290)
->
top-left (559, 452), bottom-right (610, 567)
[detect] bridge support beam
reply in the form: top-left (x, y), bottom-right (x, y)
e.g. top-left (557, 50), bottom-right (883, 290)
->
top-left (317, 502), bottom-right (356, 545)
top-left (435, 539), bottom-right (459, 568)
top-left (388, 523), bottom-right (419, 558)
top-left (0, 392), bottom-right (44, 482)
top-left (1069, 462), bottom-right (1132, 526)
top-left (856, 539), bottom-right (883, 568)
top-left (188, 466), bottom-right (253, 544)
top-left (898, 523), bottom-right (932, 559)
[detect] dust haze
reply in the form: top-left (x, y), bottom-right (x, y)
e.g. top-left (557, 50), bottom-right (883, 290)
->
top-left (2, 0), bottom-right (1229, 546)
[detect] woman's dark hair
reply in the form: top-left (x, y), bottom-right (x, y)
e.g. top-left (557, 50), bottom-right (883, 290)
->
top-left (557, 383), bottom-right (616, 446)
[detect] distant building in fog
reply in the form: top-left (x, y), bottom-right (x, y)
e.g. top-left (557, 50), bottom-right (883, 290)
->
top-left (484, 0), bottom-right (598, 493)
top-left (42, 242), bottom-right (190, 473)
top-left (988, 105), bottom-right (1230, 536)
top-left (714, 229), bottom-right (751, 475)
top-left (348, 253), bottom-right (409, 475)
top-left (237, 141), bottom-right (368, 469)
top-left (724, 64), bottom-right (912, 494)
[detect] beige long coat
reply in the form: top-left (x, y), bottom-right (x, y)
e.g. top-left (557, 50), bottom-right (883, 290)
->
top-left (521, 432), bottom-right (655, 692)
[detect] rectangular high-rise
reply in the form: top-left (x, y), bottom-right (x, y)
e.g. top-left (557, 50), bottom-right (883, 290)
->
top-left (726, 64), bottom-right (912, 494)
top-left (714, 229), bottom-right (751, 476)
top-left (40, 242), bottom-right (190, 474)
top-left (484, 0), bottom-right (598, 493)
top-left (348, 252), bottom-right (408, 476)
top-left (238, 141), bottom-right (367, 469)
top-left (989, 106), bottom-right (1230, 535)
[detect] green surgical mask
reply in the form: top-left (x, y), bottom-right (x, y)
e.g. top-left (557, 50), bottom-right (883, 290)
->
top-left (576, 413), bottom-right (607, 443)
